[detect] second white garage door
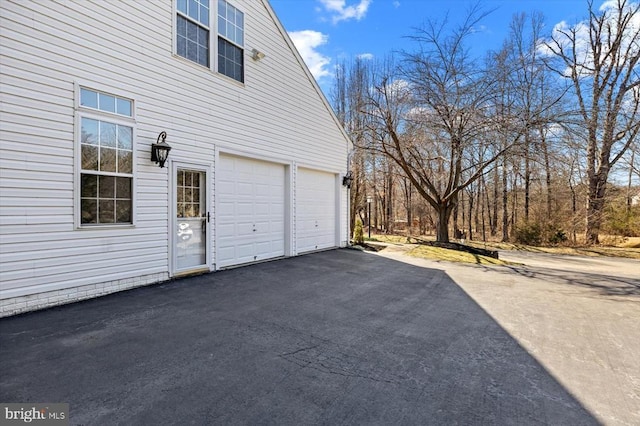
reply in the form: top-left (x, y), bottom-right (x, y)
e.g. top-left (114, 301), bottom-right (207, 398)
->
top-left (217, 155), bottom-right (285, 268)
top-left (296, 168), bottom-right (337, 253)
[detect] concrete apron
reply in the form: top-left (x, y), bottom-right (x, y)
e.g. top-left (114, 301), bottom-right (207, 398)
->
top-left (377, 244), bottom-right (640, 426)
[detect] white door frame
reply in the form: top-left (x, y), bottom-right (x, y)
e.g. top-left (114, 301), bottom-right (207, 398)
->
top-left (169, 160), bottom-right (212, 276)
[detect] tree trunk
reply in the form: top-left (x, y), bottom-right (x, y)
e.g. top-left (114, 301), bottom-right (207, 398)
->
top-left (404, 178), bottom-right (413, 233)
top-left (628, 149), bottom-right (635, 213)
top-left (541, 132), bottom-right (552, 220)
top-left (512, 172), bottom-right (518, 227)
top-left (501, 159), bottom-right (509, 241)
top-left (386, 163), bottom-right (393, 233)
top-left (468, 187), bottom-right (474, 241)
top-left (461, 190), bottom-right (466, 238)
top-left (524, 135), bottom-right (531, 222)
top-left (585, 173), bottom-right (607, 244)
top-left (436, 202), bottom-right (453, 243)
top-left (484, 175), bottom-right (495, 236)
top-left (453, 201), bottom-right (460, 238)
top-left (480, 177), bottom-right (487, 242)
top-left (570, 177), bottom-right (577, 244)
top-left (492, 165), bottom-right (499, 236)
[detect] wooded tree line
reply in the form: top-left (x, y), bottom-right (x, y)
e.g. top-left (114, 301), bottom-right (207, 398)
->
top-left (334, 0), bottom-right (640, 244)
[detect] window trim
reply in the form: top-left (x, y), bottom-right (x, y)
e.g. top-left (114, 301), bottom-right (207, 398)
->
top-left (172, 0), bottom-right (246, 85)
top-left (74, 82), bottom-right (137, 229)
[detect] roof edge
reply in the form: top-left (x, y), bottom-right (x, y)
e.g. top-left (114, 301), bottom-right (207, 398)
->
top-left (261, 0), bottom-right (354, 153)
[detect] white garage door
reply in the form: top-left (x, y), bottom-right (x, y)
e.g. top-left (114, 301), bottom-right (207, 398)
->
top-left (217, 155), bottom-right (285, 268)
top-left (297, 168), bottom-right (337, 253)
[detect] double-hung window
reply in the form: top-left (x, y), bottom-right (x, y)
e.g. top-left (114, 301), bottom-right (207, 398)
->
top-left (78, 88), bottom-right (134, 226)
top-left (177, 0), bottom-right (210, 67)
top-left (217, 0), bottom-right (244, 83)
top-left (175, 0), bottom-right (245, 83)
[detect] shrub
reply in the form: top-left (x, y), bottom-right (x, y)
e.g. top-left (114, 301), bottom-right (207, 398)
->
top-left (353, 218), bottom-right (364, 244)
top-left (548, 228), bottom-right (568, 245)
top-left (514, 223), bottom-right (542, 245)
top-left (515, 222), bottom-right (568, 245)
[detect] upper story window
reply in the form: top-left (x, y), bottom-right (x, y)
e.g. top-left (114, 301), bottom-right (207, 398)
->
top-left (217, 0), bottom-right (244, 83)
top-left (77, 88), bottom-right (135, 226)
top-left (176, 0), bottom-right (210, 67)
top-left (174, 0), bottom-right (244, 83)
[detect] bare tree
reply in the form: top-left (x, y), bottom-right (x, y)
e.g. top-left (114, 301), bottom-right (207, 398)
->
top-left (363, 7), bottom-right (524, 242)
top-left (332, 58), bottom-right (373, 233)
top-left (542, 0), bottom-right (640, 244)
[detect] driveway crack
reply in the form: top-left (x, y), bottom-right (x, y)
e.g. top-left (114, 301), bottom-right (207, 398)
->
top-left (278, 345), bottom-right (320, 357)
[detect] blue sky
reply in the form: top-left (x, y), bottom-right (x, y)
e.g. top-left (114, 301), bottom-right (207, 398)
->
top-left (269, 0), bottom-right (597, 95)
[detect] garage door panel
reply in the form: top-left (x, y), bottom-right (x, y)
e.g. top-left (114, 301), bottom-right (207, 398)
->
top-left (254, 202), bottom-right (271, 215)
top-left (296, 168), bottom-right (337, 253)
top-left (217, 155), bottom-right (286, 268)
top-left (237, 182), bottom-right (253, 196)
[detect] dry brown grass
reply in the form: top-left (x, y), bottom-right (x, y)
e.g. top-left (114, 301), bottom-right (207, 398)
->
top-left (367, 234), bottom-right (411, 244)
top-left (465, 240), bottom-right (640, 260)
top-left (406, 245), bottom-right (517, 266)
top-left (374, 233), bottom-right (640, 260)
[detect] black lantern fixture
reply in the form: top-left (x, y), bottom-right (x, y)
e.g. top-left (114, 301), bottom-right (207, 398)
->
top-left (151, 131), bottom-right (172, 168)
top-left (342, 171), bottom-right (353, 188)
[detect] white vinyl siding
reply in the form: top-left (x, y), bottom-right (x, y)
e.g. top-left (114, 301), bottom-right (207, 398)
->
top-left (0, 0), bottom-right (350, 311)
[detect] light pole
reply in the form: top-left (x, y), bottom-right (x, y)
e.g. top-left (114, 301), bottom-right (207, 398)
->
top-left (366, 196), bottom-right (372, 239)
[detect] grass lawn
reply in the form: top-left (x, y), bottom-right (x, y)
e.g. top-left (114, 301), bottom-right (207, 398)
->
top-left (366, 233), bottom-right (640, 263)
top-left (406, 245), bottom-right (518, 266)
top-left (465, 239), bottom-right (640, 260)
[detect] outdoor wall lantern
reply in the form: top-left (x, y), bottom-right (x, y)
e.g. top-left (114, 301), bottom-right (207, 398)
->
top-left (342, 171), bottom-right (353, 188)
top-left (151, 131), bottom-right (172, 168)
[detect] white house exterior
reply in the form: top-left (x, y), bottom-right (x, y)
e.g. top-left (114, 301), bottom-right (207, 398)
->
top-left (0, 0), bottom-right (352, 317)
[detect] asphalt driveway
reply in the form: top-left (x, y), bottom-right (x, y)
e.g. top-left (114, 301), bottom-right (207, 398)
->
top-left (1, 249), bottom-right (598, 425)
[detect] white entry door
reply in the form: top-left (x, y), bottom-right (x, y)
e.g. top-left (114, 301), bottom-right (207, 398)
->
top-left (217, 154), bottom-right (285, 268)
top-left (174, 166), bottom-right (210, 273)
top-left (296, 168), bottom-right (337, 253)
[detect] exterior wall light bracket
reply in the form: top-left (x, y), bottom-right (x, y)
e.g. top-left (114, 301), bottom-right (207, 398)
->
top-left (342, 171), bottom-right (353, 188)
top-left (151, 131), bottom-right (172, 168)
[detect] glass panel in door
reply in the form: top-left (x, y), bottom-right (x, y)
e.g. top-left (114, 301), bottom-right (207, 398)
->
top-left (176, 169), bottom-right (207, 270)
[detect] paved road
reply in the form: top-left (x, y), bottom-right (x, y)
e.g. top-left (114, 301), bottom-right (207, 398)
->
top-left (379, 245), bottom-right (640, 425)
top-left (0, 249), bottom-right (607, 425)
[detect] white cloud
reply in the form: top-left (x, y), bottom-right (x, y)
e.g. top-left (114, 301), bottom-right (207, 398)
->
top-left (379, 79), bottom-right (411, 103)
top-left (357, 53), bottom-right (374, 60)
top-left (540, 0), bottom-right (640, 77)
top-left (288, 30), bottom-right (332, 80)
top-left (318, 0), bottom-right (372, 24)
top-left (470, 24), bottom-right (489, 34)
top-left (388, 79), bottom-right (410, 95)
top-left (392, 1), bottom-right (400, 8)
